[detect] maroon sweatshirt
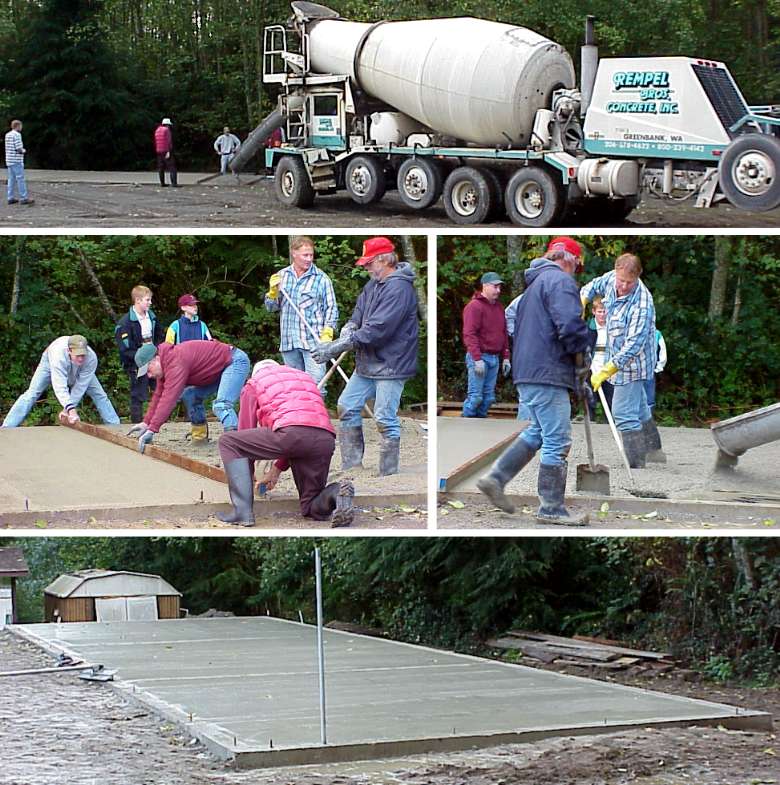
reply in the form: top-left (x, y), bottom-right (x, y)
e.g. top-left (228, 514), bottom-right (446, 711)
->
top-left (145, 340), bottom-right (233, 432)
top-left (462, 292), bottom-right (509, 361)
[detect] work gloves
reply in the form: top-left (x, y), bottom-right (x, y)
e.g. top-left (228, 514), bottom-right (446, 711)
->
top-left (312, 333), bottom-right (354, 364)
top-left (58, 409), bottom-right (80, 424)
top-left (266, 272), bottom-right (282, 300)
top-left (502, 359), bottom-right (511, 378)
top-left (319, 326), bottom-right (334, 343)
top-left (138, 429), bottom-right (155, 453)
top-left (591, 361), bottom-right (618, 392)
top-left (473, 359), bottom-right (486, 377)
top-left (126, 422), bottom-right (148, 438)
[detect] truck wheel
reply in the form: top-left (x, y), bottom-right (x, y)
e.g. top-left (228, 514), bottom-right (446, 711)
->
top-left (719, 134), bottom-right (780, 212)
top-left (274, 156), bottom-right (315, 208)
top-left (442, 167), bottom-right (494, 224)
top-left (397, 158), bottom-right (442, 209)
top-left (482, 168), bottom-right (505, 220)
top-left (345, 156), bottom-right (386, 204)
top-left (504, 167), bottom-right (563, 227)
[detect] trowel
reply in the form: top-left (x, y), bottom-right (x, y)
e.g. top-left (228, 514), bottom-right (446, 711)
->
top-left (576, 392), bottom-right (611, 495)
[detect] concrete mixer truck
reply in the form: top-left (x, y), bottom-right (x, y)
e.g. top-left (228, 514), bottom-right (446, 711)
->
top-left (230, 1), bottom-right (780, 226)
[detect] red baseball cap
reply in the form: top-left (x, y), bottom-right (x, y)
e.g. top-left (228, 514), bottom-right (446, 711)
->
top-left (547, 236), bottom-right (584, 272)
top-left (178, 294), bottom-right (199, 307)
top-left (356, 236), bottom-right (395, 266)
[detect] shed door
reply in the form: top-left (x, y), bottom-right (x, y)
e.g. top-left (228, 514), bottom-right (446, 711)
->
top-left (127, 596), bottom-right (158, 621)
top-left (95, 597), bottom-right (127, 622)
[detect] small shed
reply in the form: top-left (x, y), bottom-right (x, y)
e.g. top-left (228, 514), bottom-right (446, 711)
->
top-left (0, 547), bottom-right (29, 627)
top-left (44, 570), bottom-right (181, 623)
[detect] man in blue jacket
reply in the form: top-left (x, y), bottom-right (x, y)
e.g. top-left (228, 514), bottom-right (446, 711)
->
top-left (477, 236), bottom-right (592, 525)
top-left (312, 236), bottom-right (419, 476)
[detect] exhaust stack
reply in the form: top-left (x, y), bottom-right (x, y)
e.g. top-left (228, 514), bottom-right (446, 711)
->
top-left (580, 15), bottom-right (598, 119)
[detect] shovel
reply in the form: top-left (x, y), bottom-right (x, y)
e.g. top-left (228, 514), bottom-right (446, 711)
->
top-left (576, 391), bottom-right (611, 495)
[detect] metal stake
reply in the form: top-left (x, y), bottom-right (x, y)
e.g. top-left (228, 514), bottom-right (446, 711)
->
top-left (315, 546), bottom-right (327, 745)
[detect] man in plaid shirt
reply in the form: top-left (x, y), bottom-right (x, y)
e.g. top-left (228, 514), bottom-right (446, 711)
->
top-left (5, 119), bottom-right (34, 206)
top-left (581, 253), bottom-right (666, 467)
top-left (265, 236), bottom-right (338, 386)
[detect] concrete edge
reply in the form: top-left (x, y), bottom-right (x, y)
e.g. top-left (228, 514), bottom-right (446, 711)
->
top-left (0, 493), bottom-right (427, 528)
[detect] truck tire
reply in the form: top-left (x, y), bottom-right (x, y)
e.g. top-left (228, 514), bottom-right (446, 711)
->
top-left (345, 156), bottom-right (386, 204)
top-left (482, 168), bottom-right (505, 220)
top-left (719, 134), bottom-right (780, 212)
top-left (397, 158), bottom-right (442, 209)
top-left (274, 156), bottom-right (315, 208)
top-left (504, 167), bottom-right (563, 227)
top-left (442, 167), bottom-right (494, 224)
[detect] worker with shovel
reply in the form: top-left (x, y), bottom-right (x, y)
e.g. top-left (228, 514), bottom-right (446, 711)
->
top-left (476, 237), bottom-right (592, 525)
top-left (128, 339), bottom-right (250, 452)
top-left (581, 253), bottom-right (666, 468)
top-left (215, 359), bottom-right (354, 527)
top-left (311, 236), bottom-right (419, 476)
top-left (265, 235), bottom-right (338, 386)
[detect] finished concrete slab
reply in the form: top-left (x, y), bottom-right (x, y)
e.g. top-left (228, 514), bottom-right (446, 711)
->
top-left (14, 617), bottom-right (769, 768)
top-left (0, 427), bottom-right (227, 512)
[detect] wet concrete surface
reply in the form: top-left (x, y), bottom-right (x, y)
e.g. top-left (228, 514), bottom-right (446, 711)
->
top-left (437, 417), bottom-right (780, 527)
top-left (3, 170), bottom-right (779, 228)
top-left (13, 616), bottom-right (768, 767)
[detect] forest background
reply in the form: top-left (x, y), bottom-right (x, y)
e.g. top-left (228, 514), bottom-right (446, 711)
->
top-left (0, 234), bottom-right (428, 420)
top-left (4, 536), bottom-right (778, 685)
top-left (0, 0), bottom-right (777, 170)
top-left (437, 234), bottom-right (780, 425)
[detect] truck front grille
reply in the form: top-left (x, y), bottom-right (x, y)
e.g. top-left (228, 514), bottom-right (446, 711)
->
top-left (691, 65), bottom-right (749, 137)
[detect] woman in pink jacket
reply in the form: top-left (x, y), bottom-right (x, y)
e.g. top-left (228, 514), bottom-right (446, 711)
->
top-left (216, 360), bottom-right (354, 527)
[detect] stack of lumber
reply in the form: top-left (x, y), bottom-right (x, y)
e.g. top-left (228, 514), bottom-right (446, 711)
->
top-left (486, 630), bottom-right (676, 671)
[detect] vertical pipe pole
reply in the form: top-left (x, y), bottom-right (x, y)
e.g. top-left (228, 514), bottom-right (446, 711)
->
top-left (315, 546), bottom-right (327, 745)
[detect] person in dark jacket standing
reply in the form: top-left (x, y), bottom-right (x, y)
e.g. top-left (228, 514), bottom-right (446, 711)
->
top-left (477, 236), bottom-right (592, 526)
top-left (461, 271), bottom-right (510, 417)
top-left (312, 236), bottom-right (419, 476)
top-left (114, 285), bottom-right (166, 424)
top-left (154, 117), bottom-right (178, 187)
top-left (127, 339), bottom-right (249, 452)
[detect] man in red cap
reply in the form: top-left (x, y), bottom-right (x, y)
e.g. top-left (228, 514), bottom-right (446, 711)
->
top-left (477, 236), bottom-right (592, 525)
top-left (312, 236), bottom-right (419, 475)
top-left (165, 294), bottom-right (213, 345)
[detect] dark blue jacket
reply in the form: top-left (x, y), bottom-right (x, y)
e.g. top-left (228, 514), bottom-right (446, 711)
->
top-left (513, 259), bottom-right (591, 390)
top-left (114, 307), bottom-right (166, 371)
top-left (351, 262), bottom-right (419, 380)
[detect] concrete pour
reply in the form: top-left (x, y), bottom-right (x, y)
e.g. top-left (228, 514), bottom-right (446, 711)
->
top-left (13, 617), bottom-right (769, 768)
top-left (0, 426), bottom-right (227, 513)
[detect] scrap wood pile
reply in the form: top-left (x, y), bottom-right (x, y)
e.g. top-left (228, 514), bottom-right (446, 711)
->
top-left (487, 630), bottom-right (677, 673)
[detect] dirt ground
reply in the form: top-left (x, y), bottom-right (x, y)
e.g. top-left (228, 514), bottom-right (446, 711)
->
top-left (1, 629), bottom-right (776, 785)
top-left (3, 171), bottom-right (779, 228)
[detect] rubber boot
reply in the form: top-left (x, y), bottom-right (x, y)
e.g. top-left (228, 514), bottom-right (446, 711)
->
top-left (339, 426), bottom-right (364, 470)
top-left (641, 418), bottom-right (666, 463)
top-left (536, 462), bottom-right (589, 526)
top-left (378, 435), bottom-right (400, 476)
top-left (217, 458), bottom-right (255, 526)
top-left (189, 422), bottom-right (209, 444)
top-left (476, 438), bottom-right (536, 513)
top-left (171, 170), bottom-right (179, 187)
top-left (309, 479), bottom-right (355, 527)
top-left (622, 428), bottom-right (646, 468)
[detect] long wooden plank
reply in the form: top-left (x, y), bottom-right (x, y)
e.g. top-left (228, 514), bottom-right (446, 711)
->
top-left (486, 637), bottom-right (618, 662)
top-left (64, 420), bottom-right (227, 484)
top-left (439, 429), bottom-right (522, 491)
top-left (508, 629), bottom-right (672, 661)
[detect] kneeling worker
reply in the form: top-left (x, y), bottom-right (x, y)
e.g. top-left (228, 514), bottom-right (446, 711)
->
top-left (128, 339), bottom-right (249, 451)
top-left (216, 360), bottom-right (354, 527)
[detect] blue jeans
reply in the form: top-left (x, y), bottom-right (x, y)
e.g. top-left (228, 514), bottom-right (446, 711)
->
top-left (6, 163), bottom-right (28, 201)
top-left (462, 353), bottom-right (499, 418)
top-left (643, 376), bottom-right (656, 411)
top-left (516, 383), bottom-right (572, 466)
top-left (338, 374), bottom-right (405, 439)
top-left (181, 347), bottom-right (249, 429)
top-left (2, 353), bottom-right (119, 427)
top-left (281, 348), bottom-right (326, 387)
top-left (612, 380), bottom-right (652, 432)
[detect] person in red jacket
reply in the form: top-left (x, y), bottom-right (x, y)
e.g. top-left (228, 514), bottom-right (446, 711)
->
top-left (127, 339), bottom-right (249, 451)
top-left (154, 117), bottom-right (178, 187)
top-left (215, 360), bottom-right (355, 527)
top-left (461, 271), bottom-right (511, 417)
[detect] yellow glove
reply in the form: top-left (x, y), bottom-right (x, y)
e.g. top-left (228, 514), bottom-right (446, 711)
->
top-left (319, 326), bottom-right (334, 343)
top-left (591, 361), bottom-right (618, 392)
top-left (580, 294), bottom-right (590, 319)
top-left (267, 272), bottom-right (282, 300)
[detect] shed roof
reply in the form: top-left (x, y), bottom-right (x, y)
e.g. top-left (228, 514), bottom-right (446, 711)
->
top-left (44, 570), bottom-right (181, 599)
top-left (0, 548), bottom-right (29, 578)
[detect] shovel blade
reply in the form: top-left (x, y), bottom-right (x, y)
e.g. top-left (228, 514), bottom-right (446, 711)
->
top-left (576, 463), bottom-right (611, 495)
